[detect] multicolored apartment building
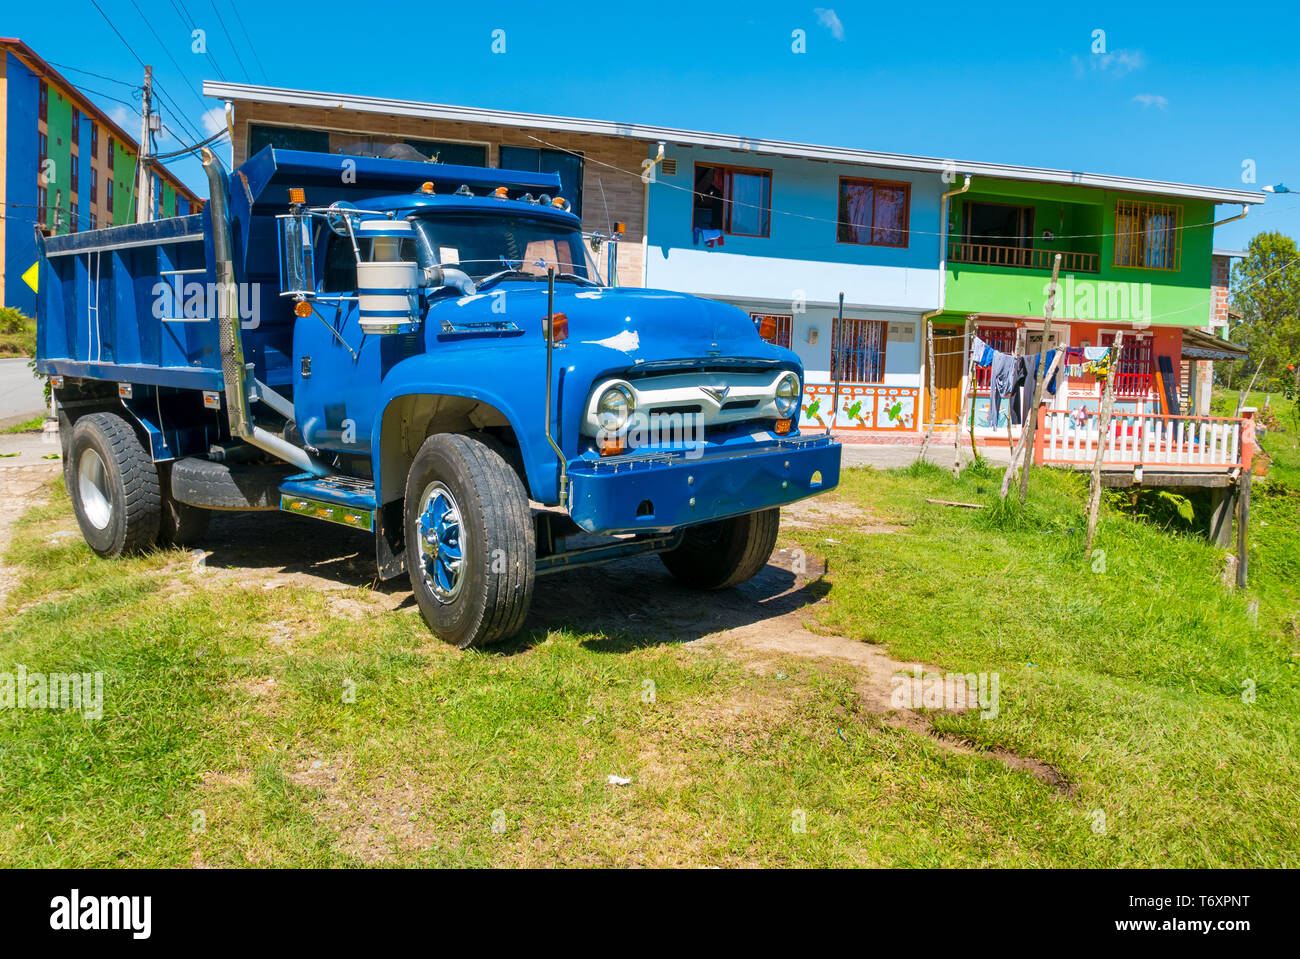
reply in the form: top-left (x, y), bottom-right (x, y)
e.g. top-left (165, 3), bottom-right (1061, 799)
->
top-left (1, 38), bottom-right (201, 316)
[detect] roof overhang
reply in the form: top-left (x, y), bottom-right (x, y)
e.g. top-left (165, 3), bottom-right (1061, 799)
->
top-left (204, 81), bottom-right (1267, 207)
top-left (1181, 327), bottom-right (1249, 360)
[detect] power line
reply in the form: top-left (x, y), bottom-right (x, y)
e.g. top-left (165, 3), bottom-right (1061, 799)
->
top-left (170, 0), bottom-right (229, 82)
top-left (207, 0), bottom-right (253, 82)
top-left (127, 0), bottom-right (212, 119)
top-left (228, 1), bottom-right (270, 83)
top-left (46, 60), bottom-right (138, 89)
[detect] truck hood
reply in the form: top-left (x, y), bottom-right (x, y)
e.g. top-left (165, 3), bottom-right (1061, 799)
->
top-left (430, 283), bottom-right (795, 371)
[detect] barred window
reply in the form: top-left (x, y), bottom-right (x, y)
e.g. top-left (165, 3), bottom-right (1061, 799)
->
top-left (751, 312), bottom-right (792, 348)
top-left (1114, 200), bottom-right (1181, 270)
top-left (832, 317), bottom-right (888, 383)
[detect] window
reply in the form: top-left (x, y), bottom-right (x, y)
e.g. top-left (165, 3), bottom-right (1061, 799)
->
top-left (406, 139), bottom-right (487, 167)
top-left (964, 201), bottom-right (1034, 250)
top-left (70, 203), bottom-right (78, 232)
top-left (1114, 200), bottom-right (1181, 270)
top-left (248, 123), bottom-right (330, 155)
top-left (90, 168), bottom-right (98, 204)
top-left (90, 123), bottom-right (99, 159)
top-left (322, 231), bottom-right (358, 292)
top-left (90, 212), bottom-right (97, 230)
top-left (71, 109), bottom-right (80, 146)
top-left (693, 164), bottom-right (771, 237)
top-left (838, 178), bottom-right (910, 247)
top-left (499, 146), bottom-right (584, 218)
top-left (1102, 331), bottom-right (1154, 397)
top-left (973, 325), bottom-right (1017, 391)
top-left (37, 187), bottom-right (48, 227)
top-left (38, 81), bottom-right (48, 121)
top-left (37, 134), bottom-right (48, 183)
top-left (751, 312), bottom-right (792, 348)
top-left (71, 164), bottom-right (79, 194)
top-left (831, 317), bottom-right (888, 383)
top-left (108, 140), bottom-right (114, 171)
top-left (106, 177), bottom-right (114, 212)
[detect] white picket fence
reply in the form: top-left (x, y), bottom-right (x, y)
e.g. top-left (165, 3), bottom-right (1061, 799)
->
top-left (1038, 408), bottom-right (1250, 470)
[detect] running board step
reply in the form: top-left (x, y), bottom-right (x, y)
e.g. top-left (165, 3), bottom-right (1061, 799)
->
top-left (279, 474), bottom-right (378, 531)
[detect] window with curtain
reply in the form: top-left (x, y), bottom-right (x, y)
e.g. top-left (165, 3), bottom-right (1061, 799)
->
top-left (831, 317), bottom-right (888, 382)
top-left (838, 178), bottom-right (910, 247)
top-left (693, 164), bottom-right (771, 237)
top-left (1114, 200), bottom-right (1181, 270)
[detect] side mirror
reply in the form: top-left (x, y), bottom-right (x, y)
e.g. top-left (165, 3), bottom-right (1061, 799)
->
top-left (276, 213), bottom-right (315, 296)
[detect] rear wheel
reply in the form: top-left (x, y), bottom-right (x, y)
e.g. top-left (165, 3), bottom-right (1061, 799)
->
top-left (404, 433), bottom-right (535, 648)
top-left (659, 508), bottom-right (780, 589)
top-left (67, 412), bottom-right (162, 557)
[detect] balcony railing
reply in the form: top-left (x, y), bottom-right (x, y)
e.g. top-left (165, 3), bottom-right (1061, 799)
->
top-left (1035, 408), bottom-right (1256, 471)
top-left (949, 241), bottom-right (1100, 274)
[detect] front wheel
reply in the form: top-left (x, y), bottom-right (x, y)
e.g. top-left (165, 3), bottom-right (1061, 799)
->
top-left (659, 508), bottom-right (780, 590)
top-left (403, 433), bottom-right (535, 648)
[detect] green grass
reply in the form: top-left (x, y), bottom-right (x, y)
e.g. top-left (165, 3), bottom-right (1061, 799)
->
top-left (2, 416), bottom-right (44, 434)
top-left (2, 431), bottom-right (1297, 865)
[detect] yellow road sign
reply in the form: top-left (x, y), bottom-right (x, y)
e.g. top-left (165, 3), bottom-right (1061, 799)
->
top-left (22, 261), bottom-right (38, 293)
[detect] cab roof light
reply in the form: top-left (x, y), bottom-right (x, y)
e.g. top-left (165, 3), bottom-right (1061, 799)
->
top-left (287, 187), bottom-right (306, 204)
top-left (294, 300), bottom-right (313, 318)
top-left (492, 186), bottom-right (509, 199)
top-left (552, 196), bottom-right (571, 212)
top-left (455, 184), bottom-right (474, 196)
top-left (419, 181), bottom-right (435, 194)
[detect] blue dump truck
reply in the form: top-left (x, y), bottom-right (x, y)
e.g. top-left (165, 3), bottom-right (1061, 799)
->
top-left (36, 147), bottom-right (841, 647)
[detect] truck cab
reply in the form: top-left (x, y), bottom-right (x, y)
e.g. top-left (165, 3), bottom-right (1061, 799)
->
top-left (37, 147), bottom-right (841, 647)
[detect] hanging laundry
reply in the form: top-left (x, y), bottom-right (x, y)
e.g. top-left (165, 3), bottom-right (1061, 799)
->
top-left (693, 227), bottom-right (724, 248)
top-left (1018, 350), bottom-right (1059, 424)
top-left (1084, 346), bottom-right (1115, 379)
top-left (970, 336), bottom-right (994, 368)
top-left (1082, 346), bottom-right (1109, 360)
top-left (987, 350), bottom-right (1017, 427)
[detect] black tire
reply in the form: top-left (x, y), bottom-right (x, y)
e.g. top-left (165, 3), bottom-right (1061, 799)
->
top-left (67, 412), bottom-right (162, 557)
top-left (157, 464), bottom-right (211, 548)
top-left (660, 508), bottom-right (780, 590)
top-left (404, 433), bottom-right (535, 648)
top-left (169, 457), bottom-right (289, 510)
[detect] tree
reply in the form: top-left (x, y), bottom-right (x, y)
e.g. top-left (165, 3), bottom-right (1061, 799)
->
top-left (1230, 231), bottom-right (1300, 394)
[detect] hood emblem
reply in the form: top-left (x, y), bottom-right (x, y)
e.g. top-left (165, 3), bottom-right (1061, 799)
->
top-left (700, 385), bottom-right (731, 404)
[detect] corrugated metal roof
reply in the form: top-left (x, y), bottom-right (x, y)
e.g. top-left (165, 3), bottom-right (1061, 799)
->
top-left (204, 81), bottom-right (1265, 207)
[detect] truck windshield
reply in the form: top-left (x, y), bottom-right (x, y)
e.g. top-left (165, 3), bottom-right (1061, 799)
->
top-left (411, 213), bottom-right (603, 285)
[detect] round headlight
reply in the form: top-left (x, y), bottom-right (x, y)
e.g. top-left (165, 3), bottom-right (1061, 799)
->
top-left (774, 373), bottom-right (800, 417)
top-left (596, 384), bottom-right (634, 432)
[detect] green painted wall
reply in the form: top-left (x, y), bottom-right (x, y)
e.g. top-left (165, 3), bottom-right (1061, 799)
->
top-left (945, 179), bottom-right (1214, 328)
top-left (110, 137), bottom-right (137, 225)
top-left (44, 90), bottom-right (73, 233)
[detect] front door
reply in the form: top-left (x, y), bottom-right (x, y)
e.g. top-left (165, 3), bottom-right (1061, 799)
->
top-left (924, 325), bottom-right (965, 425)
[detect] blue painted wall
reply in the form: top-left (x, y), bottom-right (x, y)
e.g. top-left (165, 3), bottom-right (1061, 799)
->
top-left (5, 51), bottom-right (40, 315)
top-left (644, 145), bottom-right (943, 312)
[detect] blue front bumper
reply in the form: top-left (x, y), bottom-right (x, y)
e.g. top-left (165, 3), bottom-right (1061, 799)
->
top-left (566, 433), bottom-right (841, 534)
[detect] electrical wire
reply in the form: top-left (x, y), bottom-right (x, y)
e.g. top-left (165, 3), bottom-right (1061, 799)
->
top-left (207, 0), bottom-right (253, 82)
top-left (525, 133), bottom-right (1288, 244)
top-left (170, 0), bottom-right (229, 82)
top-left (228, 1), bottom-right (271, 83)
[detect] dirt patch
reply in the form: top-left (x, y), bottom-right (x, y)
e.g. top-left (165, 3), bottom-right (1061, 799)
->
top-left (782, 493), bottom-right (903, 533)
top-left (0, 462), bottom-right (61, 607)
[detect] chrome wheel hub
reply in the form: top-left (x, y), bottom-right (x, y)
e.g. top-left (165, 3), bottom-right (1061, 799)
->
top-left (78, 448), bottom-right (112, 530)
top-left (417, 481), bottom-right (465, 602)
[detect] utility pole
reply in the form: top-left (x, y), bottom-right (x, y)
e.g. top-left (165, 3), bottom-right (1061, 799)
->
top-left (135, 65), bottom-right (153, 223)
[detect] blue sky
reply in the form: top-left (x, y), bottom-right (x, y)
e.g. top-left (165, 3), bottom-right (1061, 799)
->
top-left (11, 1), bottom-right (1300, 249)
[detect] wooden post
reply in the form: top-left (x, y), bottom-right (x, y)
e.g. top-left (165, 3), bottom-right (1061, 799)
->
top-left (1018, 254), bottom-right (1062, 503)
top-left (1000, 351), bottom-right (1065, 498)
top-left (953, 317), bottom-right (972, 477)
top-left (1085, 332), bottom-right (1124, 557)
top-left (1236, 470), bottom-right (1251, 588)
top-left (919, 317), bottom-right (937, 463)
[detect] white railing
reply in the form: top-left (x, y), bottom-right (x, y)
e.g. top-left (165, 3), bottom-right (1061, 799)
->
top-left (1036, 408), bottom-right (1255, 470)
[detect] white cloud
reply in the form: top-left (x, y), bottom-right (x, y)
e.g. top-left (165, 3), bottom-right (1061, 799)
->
top-left (1093, 48), bottom-right (1146, 75)
top-left (108, 104), bottom-right (133, 130)
top-left (200, 106), bottom-right (227, 137)
top-left (1132, 93), bottom-right (1168, 110)
top-left (814, 7), bottom-right (845, 41)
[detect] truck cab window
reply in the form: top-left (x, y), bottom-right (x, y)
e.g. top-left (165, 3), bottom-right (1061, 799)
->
top-left (322, 232), bottom-right (358, 292)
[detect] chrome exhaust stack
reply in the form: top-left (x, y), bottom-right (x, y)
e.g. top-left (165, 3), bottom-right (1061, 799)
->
top-left (201, 149), bottom-right (330, 476)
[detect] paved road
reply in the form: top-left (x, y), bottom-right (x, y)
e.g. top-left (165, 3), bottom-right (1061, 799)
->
top-left (0, 358), bottom-right (46, 427)
top-left (840, 442), bottom-right (1010, 470)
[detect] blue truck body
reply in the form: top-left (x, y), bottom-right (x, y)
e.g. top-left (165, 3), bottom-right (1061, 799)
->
top-left (36, 146), bottom-right (841, 646)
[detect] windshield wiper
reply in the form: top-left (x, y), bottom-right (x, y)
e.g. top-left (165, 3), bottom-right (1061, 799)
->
top-left (474, 268), bottom-right (539, 291)
top-left (554, 272), bottom-right (602, 287)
